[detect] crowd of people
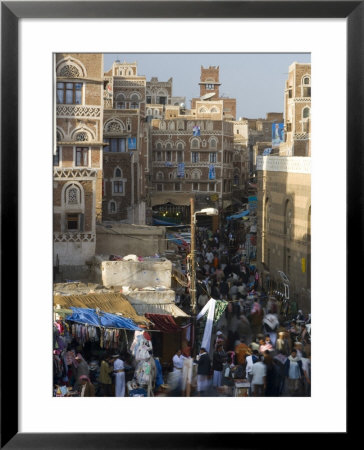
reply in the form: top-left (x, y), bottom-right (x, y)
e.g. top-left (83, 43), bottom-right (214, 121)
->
top-left (54, 222), bottom-right (311, 398)
top-left (171, 223), bottom-right (311, 397)
top-left (169, 321), bottom-right (310, 397)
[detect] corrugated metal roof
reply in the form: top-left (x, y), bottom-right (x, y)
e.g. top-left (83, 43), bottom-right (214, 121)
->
top-left (53, 292), bottom-right (150, 325)
top-left (127, 300), bottom-right (190, 318)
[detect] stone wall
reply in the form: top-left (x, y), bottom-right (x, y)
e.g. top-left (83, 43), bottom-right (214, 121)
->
top-left (96, 223), bottom-right (165, 257)
top-left (256, 156), bottom-right (311, 310)
top-left (101, 258), bottom-right (172, 289)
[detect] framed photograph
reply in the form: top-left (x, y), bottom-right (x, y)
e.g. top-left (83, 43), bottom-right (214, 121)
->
top-left (1, 1), bottom-right (357, 448)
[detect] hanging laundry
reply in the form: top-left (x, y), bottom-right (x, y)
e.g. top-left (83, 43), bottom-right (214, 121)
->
top-left (193, 125), bottom-right (201, 136)
top-left (196, 298), bottom-right (216, 352)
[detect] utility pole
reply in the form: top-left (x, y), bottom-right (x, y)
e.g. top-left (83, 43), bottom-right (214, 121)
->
top-left (190, 197), bottom-right (197, 357)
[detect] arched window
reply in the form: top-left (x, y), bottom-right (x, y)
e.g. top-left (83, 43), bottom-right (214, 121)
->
top-left (115, 93), bottom-right (126, 109)
top-left (59, 64), bottom-right (80, 78)
top-left (211, 107), bottom-right (219, 113)
top-left (156, 142), bottom-right (162, 150)
top-left (302, 107), bottom-right (311, 132)
top-left (109, 201), bottom-right (116, 213)
top-left (57, 57), bottom-right (86, 78)
top-left (156, 172), bottom-right (164, 180)
top-left (105, 120), bottom-right (123, 134)
top-left (67, 188), bottom-right (79, 204)
top-left (169, 122), bottom-right (175, 131)
top-left (191, 170), bottom-right (201, 180)
top-left (65, 183), bottom-right (82, 206)
top-left (303, 76), bottom-right (310, 85)
top-left (130, 93), bottom-right (140, 109)
top-left (302, 76), bottom-right (311, 97)
top-left (165, 142), bottom-right (172, 150)
top-left (176, 142), bottom-right (184, 150)
top-left (210, 138), bottom-right (217, 148)
top-left (191, 138), bottom-right (199, 149)
top-left (113, 168), bottom-right (124, 194)
top-left (75, 132), bottom-right (88, 142)
top-left (160, 121), bottom-right (166, 130)
top-left (199, 107), bottom-right (208, 113)
top-left (302, 107), bottom-right (310, 119)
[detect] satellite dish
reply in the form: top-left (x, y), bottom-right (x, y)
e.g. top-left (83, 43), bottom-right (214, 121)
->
top-left (180, 103), bottom-right (185, 108)
top-left (200, 92), bottom-right (216, 101)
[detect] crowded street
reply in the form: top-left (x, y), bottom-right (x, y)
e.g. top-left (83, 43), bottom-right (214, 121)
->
top-left (53, 217), bottom-right (311, 398)
top-left (53, 53), bottom-right (311, 398)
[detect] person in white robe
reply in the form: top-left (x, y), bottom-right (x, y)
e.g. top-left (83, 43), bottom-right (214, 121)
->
top-left (112, 354), bottom-right (125, 397)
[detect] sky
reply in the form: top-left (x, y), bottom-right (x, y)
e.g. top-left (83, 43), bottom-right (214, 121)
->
top-left (104, 53), bottom-right (311, 119)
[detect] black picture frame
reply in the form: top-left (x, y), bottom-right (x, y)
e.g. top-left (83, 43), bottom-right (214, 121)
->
top-left (1, 1), bottom-right (357, 448)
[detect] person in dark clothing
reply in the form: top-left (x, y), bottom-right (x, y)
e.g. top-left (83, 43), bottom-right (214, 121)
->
top-left (219, 279), bottom-right (229, 298)
top-left (273, 352), bottom-right (288, 396)
top-left (223, 263), bottom-right (232, 279)
top-left (210, 281), bottom-right (221, 300)
top-left (263, 350), bottom-right (277, 396)
top-left (212, 345), bottom-right (227, 388)
top-left (195, 347), bottom-right (211, 395)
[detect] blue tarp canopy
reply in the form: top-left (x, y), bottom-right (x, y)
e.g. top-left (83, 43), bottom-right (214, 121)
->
top-left (153, 218), bottom-right (180, 226)
top-left (226, 210), bottom-right (250, 220)
top-left (66, 307), bottom-right (142, 330)
top-left (167, 233), bottom-right (184, 246)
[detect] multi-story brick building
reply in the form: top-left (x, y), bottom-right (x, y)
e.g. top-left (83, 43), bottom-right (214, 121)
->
top-left (228, 119), bottom-right (250, 201)
top-left (231, 112), bottom-right (283, 185)
top-left (150, 107), bottom-right (235, 224)
top-left (256, 63), bottom-right (311, 311)
top-left (191, 66), bottom-right (237, 120)
top-left (280, 63), bottom-right (311, 156)
top-left (147, 67), bottom-right (237, 225)
top-left (54, 53), bottom-right (104, 276)
top-left (102, 60), bottom-right (148, 224)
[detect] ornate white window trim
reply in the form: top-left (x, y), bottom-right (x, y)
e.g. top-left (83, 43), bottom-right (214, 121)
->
top-left (61, 181), bottom-right (85, 211)
top-left (104, 118), bottom-right (125, 134)
top-left (71, 126), bottom-right (95, 141)
top-left (56, 56), bottom-right (87, 78)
